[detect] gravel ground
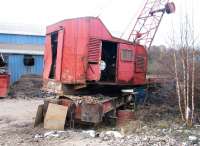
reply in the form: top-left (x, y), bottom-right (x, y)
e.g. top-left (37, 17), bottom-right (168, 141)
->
top-left (0, 99), bottom-right (108, 146)
top-left (0, 98), bottom-right (200, 146)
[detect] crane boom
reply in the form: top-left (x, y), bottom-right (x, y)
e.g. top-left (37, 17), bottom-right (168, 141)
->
top-left (128, 0), bottom-right (175, 50)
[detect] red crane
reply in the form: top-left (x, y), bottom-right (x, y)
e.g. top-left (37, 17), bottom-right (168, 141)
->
top-left (34, 0), bottom-right (176, 129)
top-left (128, 0), bottom-right (175, 50)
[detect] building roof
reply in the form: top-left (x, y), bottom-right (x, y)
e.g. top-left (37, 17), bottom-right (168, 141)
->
top-left (0, 23), bottom-right (46, 36)
top-left (0, 43), bottom-right (44, 55)
top-left (0, 23), bottom-right (45, 55)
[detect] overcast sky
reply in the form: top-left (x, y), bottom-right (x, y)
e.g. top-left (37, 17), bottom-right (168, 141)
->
top-left (0, 0), bottom-right (199, 46)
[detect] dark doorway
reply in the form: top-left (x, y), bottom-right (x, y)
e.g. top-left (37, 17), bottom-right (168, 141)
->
top-left (49, 32), bottom-right (58, 79)
top-left (100, 41), bottom-right (117, 82)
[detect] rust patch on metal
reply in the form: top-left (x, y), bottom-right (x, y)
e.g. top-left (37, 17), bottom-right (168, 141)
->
top-left (117, 110), bottom-right (135, 126)
top-left (81, 103), bottom-right (103, 123)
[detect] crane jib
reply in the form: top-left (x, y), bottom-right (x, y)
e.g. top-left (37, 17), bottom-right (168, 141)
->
top-left (127, 0), bottom-right (175, 50)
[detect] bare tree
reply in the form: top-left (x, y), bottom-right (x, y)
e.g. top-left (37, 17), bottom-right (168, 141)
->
top-left (172, 15), bottom-right (198, 126)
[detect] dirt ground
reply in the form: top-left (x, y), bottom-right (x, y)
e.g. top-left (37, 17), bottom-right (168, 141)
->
top-left (0, 99), bottom-right (108, 146)
top-left (1, 98), bottom-right (200, 146)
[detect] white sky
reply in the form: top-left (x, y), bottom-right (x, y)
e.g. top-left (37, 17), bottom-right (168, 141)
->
top-left (0, 0), bottom-right (199, 46)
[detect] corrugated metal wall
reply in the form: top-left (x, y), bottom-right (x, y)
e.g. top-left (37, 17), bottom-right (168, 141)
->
top-left (0, 33), bottom-right (45, 83)
top-left (8, 54), bottom-right (44, 83)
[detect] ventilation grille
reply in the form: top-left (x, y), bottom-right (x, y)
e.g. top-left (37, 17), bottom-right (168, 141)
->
top-left (88, 38), bottom-right (101, 63)
top-left (136, 55), bottom-right (145, 72)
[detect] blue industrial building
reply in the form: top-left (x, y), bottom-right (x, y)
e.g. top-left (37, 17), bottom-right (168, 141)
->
top-left (0, 24), bottom-right (45, 83)
top-left (8, 54), bottom-right (44, 83)
top-left (0, 33), bottom-right (44, 45)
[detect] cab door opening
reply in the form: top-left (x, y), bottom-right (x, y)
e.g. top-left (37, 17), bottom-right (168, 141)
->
top-left (49, 32), bottom-right (58, 79)
top-left (100, 41), bottom-right (117, 82)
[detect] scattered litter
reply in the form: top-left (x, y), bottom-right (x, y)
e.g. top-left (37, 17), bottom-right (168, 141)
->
top-left (181, 142), bottom-right (188, 146)
top-left (99, 130), bottom-right (124, 140)
top-left (188, 135), bottom-right (198, 143)
top-left (34, 134), bottom-right (43, 139)
top-left (82, 130), bottom-right (96, 138)
top-left (44, 131), bottom-right (66, 138)
top-left (44, 131), bottom-right (59, 138)
top-left (34, 131), bottom-right (66, 140)
top-left (105, 131), bottom-right (124, 138)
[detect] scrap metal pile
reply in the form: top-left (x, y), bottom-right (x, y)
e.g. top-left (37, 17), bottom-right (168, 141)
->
top-left (35, 92), bottom-right (130, 130)
top-left (66, 94), bottom-right (111, 104)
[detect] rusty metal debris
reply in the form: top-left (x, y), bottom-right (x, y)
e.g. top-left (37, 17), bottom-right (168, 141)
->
top-left (66, 95), bottom-right (110, 104)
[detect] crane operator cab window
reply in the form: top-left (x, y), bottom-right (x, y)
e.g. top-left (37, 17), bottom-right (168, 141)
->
top-left (100, 41), bottom-right (117, 82)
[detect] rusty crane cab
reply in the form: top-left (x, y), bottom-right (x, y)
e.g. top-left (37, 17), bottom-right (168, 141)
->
top-left (43, 17), bottom-right (147, 94)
